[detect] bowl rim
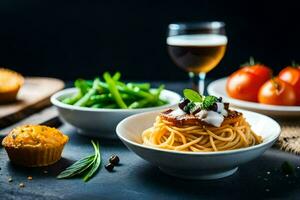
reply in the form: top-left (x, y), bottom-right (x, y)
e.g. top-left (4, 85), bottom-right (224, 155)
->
top-left (116, 109), bottom-right (281, 156)
top-left (51, 88), bottom-right (181, 113)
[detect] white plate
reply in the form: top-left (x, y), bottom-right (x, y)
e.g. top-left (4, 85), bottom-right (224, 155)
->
top-left (116, 109), bottom-right (280, 180)
top-left (51, 88), bottom-right (181, 138)
top-left (207, 77), bottom-right (300, 117)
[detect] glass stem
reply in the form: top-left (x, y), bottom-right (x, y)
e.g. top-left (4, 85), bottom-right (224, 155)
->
top-left (189, 72), bottom-right (206, 95)
top-left (199, 72), bottom-right (206, 95)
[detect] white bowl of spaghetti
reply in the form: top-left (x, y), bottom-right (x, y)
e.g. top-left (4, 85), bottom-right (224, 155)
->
top-left (116, 93), bottom-right (281, 180)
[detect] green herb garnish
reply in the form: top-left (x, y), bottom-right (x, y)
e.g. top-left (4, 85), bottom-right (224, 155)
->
top-left (202, 96), bottom-right (218, 110)
top-left (57, 140), bottom-right (101, 182)
top-left (184, 102), bottom-right (196, 113)
top-left (183, 89), bottom-right (203, 102)
top-left (182, 89), bottom-right (218, 112)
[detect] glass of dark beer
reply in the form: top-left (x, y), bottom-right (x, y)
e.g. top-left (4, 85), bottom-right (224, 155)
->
top-left (167, 22), bottom-right (227, 94)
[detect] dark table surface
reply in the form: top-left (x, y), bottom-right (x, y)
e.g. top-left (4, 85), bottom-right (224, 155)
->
top-left (1, 81), bottom-right (300, 200)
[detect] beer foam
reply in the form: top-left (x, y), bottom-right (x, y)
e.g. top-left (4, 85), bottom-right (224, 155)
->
top-left (167, 34), bottom-right (227, 46)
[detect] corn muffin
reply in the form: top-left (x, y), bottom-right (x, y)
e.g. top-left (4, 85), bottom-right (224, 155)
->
top-left (0, 68), bottom-right (24, 103)
top-left (2, 125), bottom-right (69, 167)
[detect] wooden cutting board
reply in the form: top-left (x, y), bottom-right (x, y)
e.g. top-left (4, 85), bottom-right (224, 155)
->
top-left (0, 77), bottom-right (64, 128)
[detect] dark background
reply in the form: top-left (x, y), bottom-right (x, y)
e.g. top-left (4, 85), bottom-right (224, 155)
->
top-left (0, 0), bottom-right (299, 81)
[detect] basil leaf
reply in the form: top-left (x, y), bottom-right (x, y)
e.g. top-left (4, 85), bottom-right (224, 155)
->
top-left (184, 102), bottom-right (195, 113)
top-left (183, 89), bottom-right (202, 102)
top-left (202, 96), bottom-right (218, 110)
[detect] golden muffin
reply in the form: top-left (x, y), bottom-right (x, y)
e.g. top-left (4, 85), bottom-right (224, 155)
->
top-left (0, 68), bottom-right (24, 103)
top-left (2, 125), bottom-right (69, 167)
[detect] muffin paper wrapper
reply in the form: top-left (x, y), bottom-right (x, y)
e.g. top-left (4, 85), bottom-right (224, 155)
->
top-left (4, 144), bottom-right (65, 167)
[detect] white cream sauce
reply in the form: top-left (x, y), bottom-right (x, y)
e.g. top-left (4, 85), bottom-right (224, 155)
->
top-left (169, 102), bottom-right (228, 127)
top-left (201, 111), bottom-right (224, 127)
top-left (195, 110), bottom-right (207, 118)
top-left (169, 108), bottom-right (186, 117)
top-left (216, 102), bottom-right (228, 116)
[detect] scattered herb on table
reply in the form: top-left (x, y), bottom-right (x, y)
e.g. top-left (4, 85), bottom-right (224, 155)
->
top-left (57, 140), bottom-right (101, 182)
top-left (61, 72), bottom-right (167, 109)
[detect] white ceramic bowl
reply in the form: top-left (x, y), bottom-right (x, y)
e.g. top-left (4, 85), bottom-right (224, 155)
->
top-left (116, 109), bottom-right (281, 180)
top-left (208, 78), bottom-right (300, 117)
top-left (51, 88), bottom-right (181, 138)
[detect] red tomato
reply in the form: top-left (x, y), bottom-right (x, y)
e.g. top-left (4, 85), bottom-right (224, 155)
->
top-left (278, 66), bottom-right (300, 105)
top-left (258, 78), bottom-right (296, 106)
top-left (242, 64), bottom-right (272, 82)
top-left (226, 64), bottom-right (272, 102)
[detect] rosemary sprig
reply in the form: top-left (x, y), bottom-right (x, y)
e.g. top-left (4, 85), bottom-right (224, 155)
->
top-left (57, 140), bottom-right (101, 182)
top-left (83, 141), bottom-right (101, 181)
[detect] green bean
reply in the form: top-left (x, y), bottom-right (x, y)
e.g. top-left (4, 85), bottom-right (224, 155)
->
top-left (96, 81), bottom-right (151, 99)
top-left (75, 79), bottom-right (91, 94)
top-left (157, 99), bottom-right (168, 106)
top-left (61, 72), bottom-right (168, 109)
top-left (90, 94), bottom-right (111, 102)
top-left (127, 83), bottom-right (150, 91)
top-left (91, 103), bottom-right (103, 108)
top-left (103, 72), bottom-right (127, 109)
top-left (112, 72), bottom-right (121, 81)
top-left (103, 104), bottom-right (118, 109)
top-left (95, 81), bottom-right (109, 93)
top-left (85, 80), bottom-right (94, 87)
top-left (118, 85), bottom-right (154, 99)
top-left (128, 85), bottom-right (164, 107)
top-left (61, 79), bottom-right (91, 105)
top-left (74, 90), bottom-right (95, 107)
top-left (116, 81), bottom-right (126, 87)
top-left (62, 94), bottom-right (81, 105)
top-left (121, 93), bottom-right (136, 102)
top-left (128, 99), bottom-right (151, 109)
top-left (152, 85), bottom-right (164, 100)
top-left (91, 93), bottom-right (133, 102)
top-left (74, 78), bottom-right (100, 107)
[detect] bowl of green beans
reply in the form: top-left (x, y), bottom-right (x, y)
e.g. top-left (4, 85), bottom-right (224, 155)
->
top-left (51, 72), bottom-right (181, 138)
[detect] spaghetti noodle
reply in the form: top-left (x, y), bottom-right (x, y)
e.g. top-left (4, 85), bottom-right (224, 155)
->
top-left (142, 115), bottom-right (262, 152)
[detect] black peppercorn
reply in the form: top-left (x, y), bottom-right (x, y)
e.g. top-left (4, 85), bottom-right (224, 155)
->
top-left (105, 163), bottom-right (114, 172)
top-left (109, 155), bottom-right (120, 165)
